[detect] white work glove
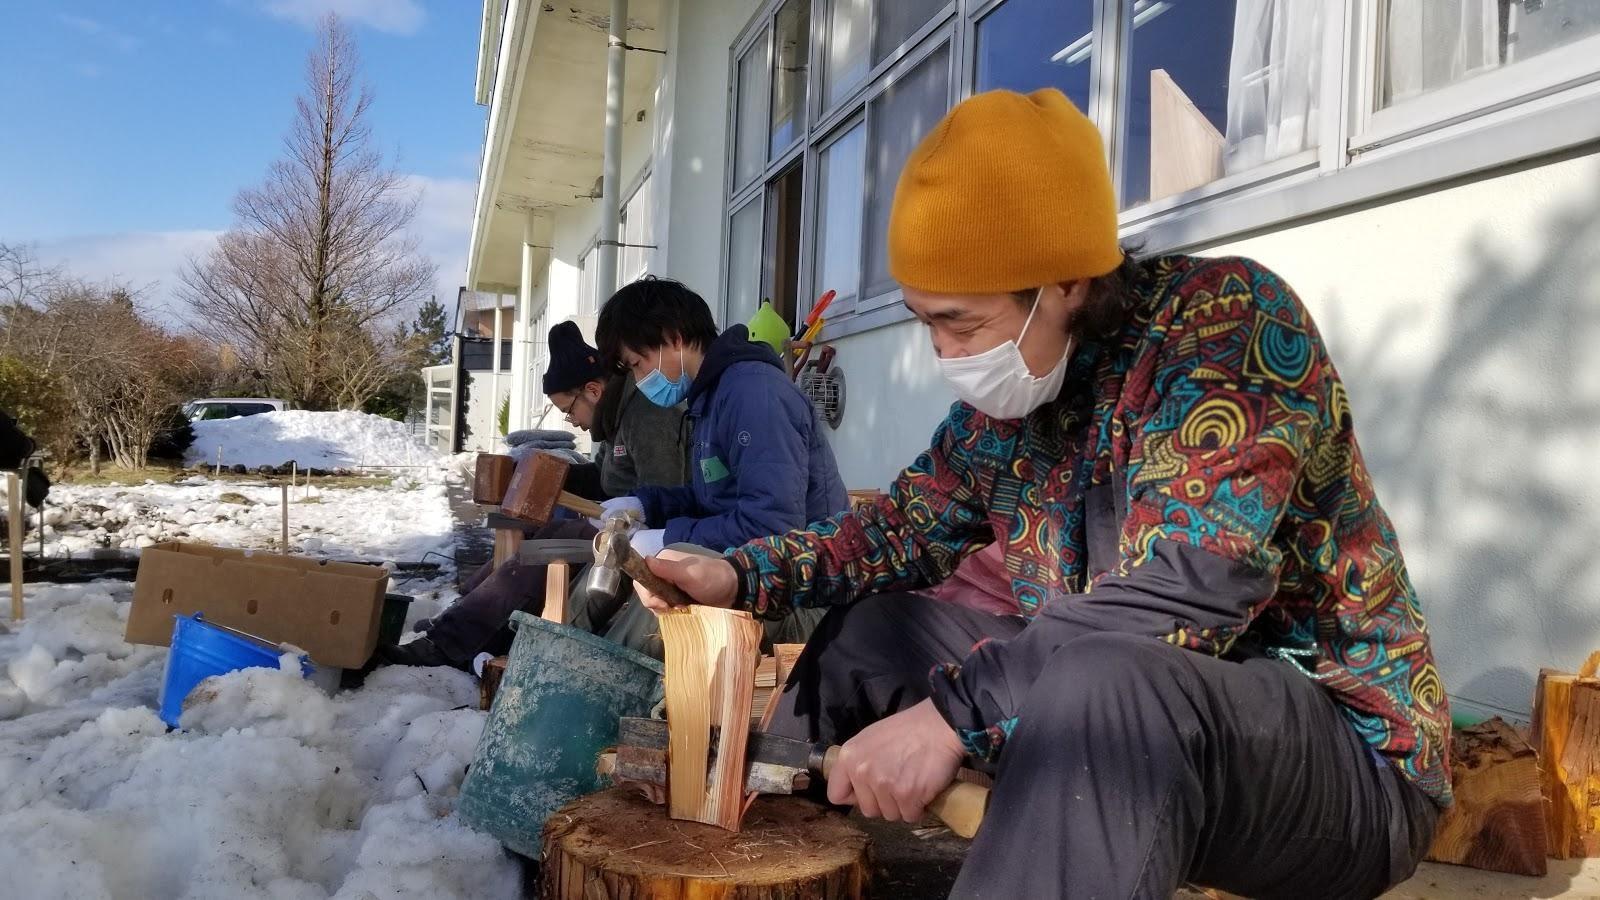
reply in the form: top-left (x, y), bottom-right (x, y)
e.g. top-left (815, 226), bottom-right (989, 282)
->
top-left (588, 495), bottom-right (645, 530)
top-left (629, 528), bottom-right (666, 559)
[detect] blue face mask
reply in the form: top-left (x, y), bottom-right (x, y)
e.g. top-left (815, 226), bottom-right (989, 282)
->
top-left (637, 347), bottom-right (691, 407)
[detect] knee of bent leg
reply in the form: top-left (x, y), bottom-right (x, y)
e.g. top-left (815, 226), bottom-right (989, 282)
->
top-left (1047, 631), bottom-right (1195, 708)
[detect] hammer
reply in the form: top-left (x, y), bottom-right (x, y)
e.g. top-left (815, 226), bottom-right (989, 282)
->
top-left (587, 515), bottom-right (693, 608)
top-left (500, 451), bottom-right (603, 525)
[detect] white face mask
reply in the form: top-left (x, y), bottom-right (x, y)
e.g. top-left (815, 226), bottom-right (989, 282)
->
top-left (936, 288), bottom-right (1074, 420)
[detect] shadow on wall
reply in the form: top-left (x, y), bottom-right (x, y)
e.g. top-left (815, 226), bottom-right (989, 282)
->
top-left (1317, 167), bottom-right (1600, 720)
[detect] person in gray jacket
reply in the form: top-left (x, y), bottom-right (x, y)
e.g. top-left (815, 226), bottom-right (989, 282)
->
top-left (380, 322), bottom-right (686, 668)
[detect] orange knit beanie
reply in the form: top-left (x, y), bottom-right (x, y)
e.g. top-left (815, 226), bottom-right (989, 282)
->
top-left (888, 88), bottom-right (1122, 294)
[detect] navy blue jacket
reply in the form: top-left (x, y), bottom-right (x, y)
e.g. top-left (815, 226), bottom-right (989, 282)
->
top-left (634, 326), bottom-right (848, 551)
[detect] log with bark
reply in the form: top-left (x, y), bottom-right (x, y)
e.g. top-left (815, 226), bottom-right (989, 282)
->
top-left (540, 787), bottom-right (871, 900)
top-left (1424, 717), bottom-right (1547, 875)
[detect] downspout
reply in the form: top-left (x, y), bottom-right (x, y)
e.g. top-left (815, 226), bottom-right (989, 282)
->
top-left (594, 0), bottom-right (628, 295)
top-left (491, 296), bottom-right (504, 445)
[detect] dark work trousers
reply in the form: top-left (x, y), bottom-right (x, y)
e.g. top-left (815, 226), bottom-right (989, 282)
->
top-left (767, 593), bottom-right (1440, 900)
top-left (423, 519), bottom-right (597, 663)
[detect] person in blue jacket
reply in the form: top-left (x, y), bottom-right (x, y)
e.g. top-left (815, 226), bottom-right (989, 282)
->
top-left (594, 277), bottom-right (848, 559)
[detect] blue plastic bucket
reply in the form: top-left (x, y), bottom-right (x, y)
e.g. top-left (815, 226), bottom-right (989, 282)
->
top-left (157, 614), bottom-right (312, 727)
top-left (458, 611), bottom-right (664, 857)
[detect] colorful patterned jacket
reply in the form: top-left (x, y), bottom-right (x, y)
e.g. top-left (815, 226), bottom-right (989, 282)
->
top-left (727, 254), bottom-right (1452, 804)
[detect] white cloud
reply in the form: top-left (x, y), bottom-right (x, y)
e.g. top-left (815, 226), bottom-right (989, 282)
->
top-left (400, 175), bottom-right (476, 308)
top-left (260, 0), bottom-right (426, 35)
top-left (32, 231), bottom-right (223, 327)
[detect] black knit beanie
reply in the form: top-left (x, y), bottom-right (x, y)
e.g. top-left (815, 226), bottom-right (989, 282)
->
top-left (542, 321), bottom-right (605, 394)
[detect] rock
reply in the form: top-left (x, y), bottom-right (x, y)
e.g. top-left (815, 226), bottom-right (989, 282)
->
top-left (230, 464), bottom-right (248, 475)
top-left (217, 492), bottom-right (253, 505)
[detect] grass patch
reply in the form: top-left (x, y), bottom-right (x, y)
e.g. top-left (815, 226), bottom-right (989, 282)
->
top-left (51, 462), bottom-right (393, 490)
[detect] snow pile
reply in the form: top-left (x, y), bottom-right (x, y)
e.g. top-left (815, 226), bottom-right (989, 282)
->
top-left (0, 582), bottom-right (522, 899)
top-left (185, 410), bottom-right (442, 471)
top-left (37, 478), bottom-right (454, 561)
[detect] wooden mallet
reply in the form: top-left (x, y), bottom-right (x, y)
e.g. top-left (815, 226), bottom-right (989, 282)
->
top-left (501, 452), bottom-right (604, 525)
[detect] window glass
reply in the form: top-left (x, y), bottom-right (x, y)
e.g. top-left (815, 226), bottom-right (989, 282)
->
top-left (621, 175), bottom-right (653, 284)
top-left (727, 200), bottom-right (764, 327)
top-left (862, 44), bottom-right (950, 300)
top-left (873, 0), bottom-right (946, 66)
top-left (1120, 0), bottom-right (1323, 208)
top-left (824, 0), bottom-right (871, 109)
top-left (734, 37), bottom-right (771, 189)
top-left (975, 0), bottom-right (1093, 111)
top-left (814, 122), bottom-right (866, 309)
top-left (1380, 0), bottom-right (1600, 107)
top-left (770, 0), bottom-right (811, 157)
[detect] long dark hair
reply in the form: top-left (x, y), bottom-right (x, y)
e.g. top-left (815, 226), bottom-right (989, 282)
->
top-left (1013, 246), bottom-right (1146, 341)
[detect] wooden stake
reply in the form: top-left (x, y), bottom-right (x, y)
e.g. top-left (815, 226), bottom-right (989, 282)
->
top-left (214, 445), bottom-right (222, 477)
top-left (542, 560), bottom-right (569, 624)
top-left (290, 462), bottom-right (297, 492)
top-left (658, 605), bottom-right (762, 831)
top-left (1425, 717), bottom-right (1546, 875)
top-left (1534, 653), bottom-right (1600, 858)
top-left (8, 471), bottom-right (22, 621)
top-left (280, 483), bottom-right (290, 554)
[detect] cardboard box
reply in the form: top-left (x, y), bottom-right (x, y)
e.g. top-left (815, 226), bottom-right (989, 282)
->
top-left (126, 542), bottom-right (389, 669)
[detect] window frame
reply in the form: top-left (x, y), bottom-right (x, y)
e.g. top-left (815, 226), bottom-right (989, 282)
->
top-left (720, 0), bottom-right (1600, 343)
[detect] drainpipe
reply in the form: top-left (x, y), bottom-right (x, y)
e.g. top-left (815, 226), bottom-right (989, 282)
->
top-left (491, 294), bottom-right (504, 446)
top-left (594, 0), bottom-right (628, 297)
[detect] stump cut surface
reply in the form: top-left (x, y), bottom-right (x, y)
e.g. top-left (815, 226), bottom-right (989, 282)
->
top-left (541, 787), bottom-right (871, 900)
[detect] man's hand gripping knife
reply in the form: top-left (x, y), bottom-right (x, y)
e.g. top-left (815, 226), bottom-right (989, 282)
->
top-left (637, 551), bottom-right (977, 832)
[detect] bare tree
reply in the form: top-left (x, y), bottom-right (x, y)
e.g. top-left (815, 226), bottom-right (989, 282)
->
top-left (180, 15), bottom-right (434, 410)
top-left (0, 242), bottom-right (58, 310)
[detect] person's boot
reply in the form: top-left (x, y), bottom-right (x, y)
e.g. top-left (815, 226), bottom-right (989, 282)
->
top-left (375, 636), bottom-right (461, 669)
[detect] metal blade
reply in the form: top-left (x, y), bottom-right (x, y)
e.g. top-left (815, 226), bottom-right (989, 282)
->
top-left (617, 717), bottom-right (821, 771)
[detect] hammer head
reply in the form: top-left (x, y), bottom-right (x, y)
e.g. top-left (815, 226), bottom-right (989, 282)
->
top-left (584, 517), bottom-right (633, 604)
top-left (500, 451), bottom-right (572, 526)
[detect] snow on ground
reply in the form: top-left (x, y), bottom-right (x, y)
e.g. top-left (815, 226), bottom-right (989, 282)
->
top-left (0, 582), bottom-right (521, 899)
top-left (37, 476), bottom-right (455, 562)
top-left (184, 410), bottom-right (443, 471)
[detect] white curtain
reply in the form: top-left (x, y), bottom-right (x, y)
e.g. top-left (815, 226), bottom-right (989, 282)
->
top-left (1224, 0), bottom-right (1324, 174)
top-left (1381, 0), bottom-right (1499, 106)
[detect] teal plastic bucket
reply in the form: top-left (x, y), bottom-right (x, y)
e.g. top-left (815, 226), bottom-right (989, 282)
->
top-left (458, 611), bottom-right (663, 857)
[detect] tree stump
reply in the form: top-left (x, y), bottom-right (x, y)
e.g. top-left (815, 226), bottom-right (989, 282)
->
top-left (1425, 717), bottom-right (1547, 875)
top-left (541, 787), bottom-right (871, 900)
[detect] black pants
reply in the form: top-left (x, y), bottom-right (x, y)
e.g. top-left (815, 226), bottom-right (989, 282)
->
top-left (767, 594), bottom-right (1440, 899)
top-left (424, 520), bottom-right (596, 662)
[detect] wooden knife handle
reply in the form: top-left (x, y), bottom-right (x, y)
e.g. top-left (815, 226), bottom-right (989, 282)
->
top-left (818, 746), bottom-right (989, 839)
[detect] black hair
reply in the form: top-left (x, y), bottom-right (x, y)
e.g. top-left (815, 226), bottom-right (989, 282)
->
top-left (595, 276), bottom-right (720, 368)
top-left (1012, 244), bottom-right (1148, 342)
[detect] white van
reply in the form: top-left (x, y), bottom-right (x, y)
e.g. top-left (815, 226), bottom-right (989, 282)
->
top-left (183, 398), bottom-right (288, 422)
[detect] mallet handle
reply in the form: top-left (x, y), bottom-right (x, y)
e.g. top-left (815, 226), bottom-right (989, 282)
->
top-left (558, 491), bottom-right (603, 519)
top-left (616, 540), bottom-right (694, 607)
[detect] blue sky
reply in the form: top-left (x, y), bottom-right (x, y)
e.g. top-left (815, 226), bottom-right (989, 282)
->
top-left (0, 0), bottom-right (487, 321)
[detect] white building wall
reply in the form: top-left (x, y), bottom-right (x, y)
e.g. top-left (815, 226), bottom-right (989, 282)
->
top-left (655, 0), bottom-right (762, 305)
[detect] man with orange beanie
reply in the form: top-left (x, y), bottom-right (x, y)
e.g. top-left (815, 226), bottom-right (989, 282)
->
top-left (637, 89), bottom-right (1447, 898)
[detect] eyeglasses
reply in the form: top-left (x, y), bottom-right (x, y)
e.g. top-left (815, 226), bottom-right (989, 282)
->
top-left (557, 394), bottom-right (585, 423)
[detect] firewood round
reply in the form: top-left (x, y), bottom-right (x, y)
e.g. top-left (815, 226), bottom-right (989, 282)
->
top-left (540, 787), bottom-right (871, 900)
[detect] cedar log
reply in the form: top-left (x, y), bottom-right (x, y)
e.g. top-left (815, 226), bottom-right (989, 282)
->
top-left (1533, 653), bottom-right (1600, 858)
